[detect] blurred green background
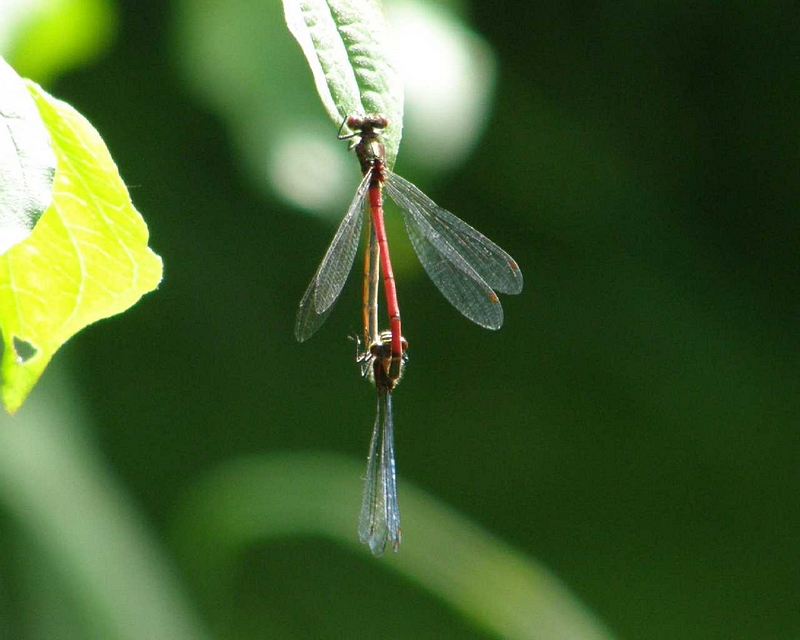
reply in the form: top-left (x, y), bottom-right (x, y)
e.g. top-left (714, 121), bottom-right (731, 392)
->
top-left (2, 0), bottom-right (799, 638)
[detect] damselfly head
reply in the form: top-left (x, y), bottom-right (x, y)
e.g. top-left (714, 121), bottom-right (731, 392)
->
top-left (358, 330), bottom-right (408, 392)
top-left (346, 114), bottom-right (388, 138)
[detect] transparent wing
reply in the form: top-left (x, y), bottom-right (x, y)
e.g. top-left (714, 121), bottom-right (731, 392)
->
top-left (381, 392), bottom-right (401, 553)
top-left (294, 173), bottom-right (370, 342)
top-left (384, 172), bottom-right (522, 330)
top-left (384, 171), bottom-right (523, 293)
top-left (359, 393), bottom-right (388, 555)
top-left (314, 173), bottom-right (372, 310)
top-left (358, 390), bottom-right (401, 556)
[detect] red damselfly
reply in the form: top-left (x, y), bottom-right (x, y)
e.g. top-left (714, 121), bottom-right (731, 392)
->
top-left (354, 213), bottom-right (407, 555)
top-left (295, 115), bottom-right (523, 377)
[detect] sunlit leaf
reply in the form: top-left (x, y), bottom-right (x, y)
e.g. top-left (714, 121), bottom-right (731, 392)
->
top-left (0, 82), bottom-right (162, 414)
top-left (0, 56), bottom-right (56, 256)
top-left (2, 0), bottom-right (117, 84)
top-left (282, 0), bottom-right (404, 166)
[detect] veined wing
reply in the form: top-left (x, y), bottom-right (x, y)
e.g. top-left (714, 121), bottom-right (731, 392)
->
top-left (358, 390), bottom-right (401, 556)
top-left (359, 393), bottom-right (388, 554)
top-left (294, 173), bottom-right (370, 342)
top-left (381, 392), bottom-right (401, 553)
top-left (384, 171), bottom-right (523, 330)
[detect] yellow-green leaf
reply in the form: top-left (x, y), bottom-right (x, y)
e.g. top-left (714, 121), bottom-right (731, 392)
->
top-left (0, 82), bottom-right (162, 414)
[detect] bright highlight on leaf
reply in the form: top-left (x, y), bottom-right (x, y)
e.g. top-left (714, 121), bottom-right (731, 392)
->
top-left (0, 57), bottom-right (56, 256)
top-left (0, 82), bottom-right (163, 414)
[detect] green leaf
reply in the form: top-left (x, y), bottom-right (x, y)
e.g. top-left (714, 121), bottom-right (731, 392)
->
top-left (0, 82), bottom-right (163, 414)
top-left (3, 0), bottom-right (118, 85)
top-left (282, 0), bottom-right (404, 167)
top-left (0, 56), bottom-right (56, 256)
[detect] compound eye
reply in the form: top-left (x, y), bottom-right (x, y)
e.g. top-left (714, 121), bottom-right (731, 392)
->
top-left (346, 115), bottom-right (364, 131)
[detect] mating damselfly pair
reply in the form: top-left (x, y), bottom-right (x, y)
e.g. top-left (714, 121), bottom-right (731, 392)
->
top-left (295, 115), bottom-right (523, 555)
